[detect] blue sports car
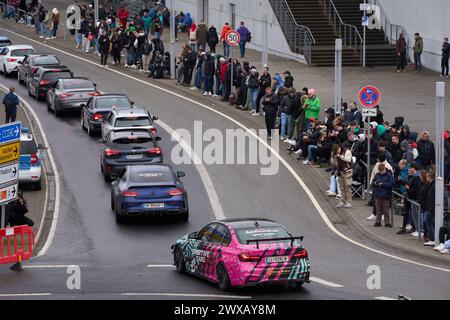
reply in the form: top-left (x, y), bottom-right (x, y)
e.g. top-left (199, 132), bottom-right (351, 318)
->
top-left (110, 164), bottom-right (189, 223)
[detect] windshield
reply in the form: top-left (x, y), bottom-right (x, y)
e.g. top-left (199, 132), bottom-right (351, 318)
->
top-left (235, 226), bottom-right (295, 245)
top-left (11, 48), bottom-right (35, 56)
top-left (63, 80), bottom-right (94, 90)
top-left (33, 55), bottom-right (60, 65)
top-left (114, 117), bottom-right (151, 127)
top-left (43, 71), bottom-right (72, 82)
top-left (96, 97), bottom-right (131, 109)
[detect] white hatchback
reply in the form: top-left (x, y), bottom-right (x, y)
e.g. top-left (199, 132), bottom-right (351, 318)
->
top-left (18, 128), bottom-right (44, 190)
top-left (0, 45), bottom-right (36, 76)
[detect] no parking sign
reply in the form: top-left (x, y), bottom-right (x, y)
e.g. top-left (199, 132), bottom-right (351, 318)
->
top-left (358, 85), bottom-right (381, 108)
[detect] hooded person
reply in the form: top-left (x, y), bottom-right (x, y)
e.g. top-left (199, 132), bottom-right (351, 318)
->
top-left (324, 107), bottom-right (336, 132)
top-left (196, 20), bottom-right (208, 50)
top-left (283, 71), bottom-right (294, 88)
top-left (51, 8), bottom-right (59, 38)
top-left (207, 25), bottom-right (219, 53)
top-left (401, 139), bottom-right (415, 165)
top-left (272, 73), bottom-right (285, 93)
top-left (304, 88), bottom-right (321, 126)
top-left (178, 12), bottom-right (192, 31)
top-left (417, 131), bottom-right (436, 168)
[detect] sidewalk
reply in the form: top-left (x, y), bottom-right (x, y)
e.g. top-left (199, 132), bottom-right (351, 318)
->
top-left (1, 18), bottom-right (449, 262)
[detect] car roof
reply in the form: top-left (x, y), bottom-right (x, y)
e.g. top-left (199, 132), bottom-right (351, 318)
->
top-left (37, 65), bottom-right (70, 71)
top-left (6, 45), bottom-right (34, 50)
top-left (27, 53), bottom-right (57, 58)
top-left (113, 108), bottom-right (148, 117)
top-left (60, 77), bottom-right (91, 82)
top-left (127, 164), bottom-right (172, 174)
top-left (218, 218), bottom-right (280, 229)
top-left (0, 36), bottom-right (10, 40)
top-left (110, 129), bottom-right (152, 139)
top-left (95, 93), bottom-right (128, 98)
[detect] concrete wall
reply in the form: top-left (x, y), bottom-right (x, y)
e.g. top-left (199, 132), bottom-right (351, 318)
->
top-left (173, 0), bottom-right (306, 64)
top-left (377, 0), bottom-right (450, 72)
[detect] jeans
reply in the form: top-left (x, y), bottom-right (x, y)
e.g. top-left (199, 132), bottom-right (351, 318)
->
top-left (329, 175), bottom-right (341, 197)
top-left (52, 24), bottom-right (58, 37)
top-left (215, 74), bottom-right (222, 95)
top-left (307, 145), bottom-right (317, 162)
top-left (248, 87), bottom-right (259, 111)
top-left (204, 74), bottom-right (213, 93)
top-left (76, 33), bottom-right (82, 46)
top-left (280, 113), bottom-right (292, 139)
top-left (239, 42), bottom-right (246, 57)
top-left (40, 22), bottom-right (44, 35)
top-left (441, 56), bottom-right (449, 76)
top-left (423, 210), bottom-right (435, 241)
top-left (190, 43), bottom-right (196, 52)
top-left (194, 68), bottom-right (203, 89)
top-left (223, 41), bottom-right (230, 57)
top-left (414, 52), bottom-right (422, 70)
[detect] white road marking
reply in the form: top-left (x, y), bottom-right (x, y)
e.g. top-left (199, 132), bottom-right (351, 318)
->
top-left (23, 264), bottom-right (88, 268)
top-left (2, 26), bottom-right (450, 273)
top-left (375, 296), bottom-right (397, 300)
top-left (0, 293), bottom-right (52, 297)
top-left (0, 83), bottom-right (61, 257)
top-left (146, 264), bottom-right (175, 268)
top-left (309, 277), bottom-right (344, 288)
top-left (121, 293), bottom-right (252, 299)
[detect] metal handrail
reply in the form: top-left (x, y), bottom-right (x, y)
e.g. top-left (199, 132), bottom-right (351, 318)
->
top-left (392, 190), bottom-right (422, 242)
top-left (322, 0), bottom-right (363, 63)
top-left (268, 0), bottom-right (316, 66)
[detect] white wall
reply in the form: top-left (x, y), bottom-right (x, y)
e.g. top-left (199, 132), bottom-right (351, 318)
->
top-left (377, 0), bottom-right (450, 72)
top-left (173, 0), bottom-right (306, 64)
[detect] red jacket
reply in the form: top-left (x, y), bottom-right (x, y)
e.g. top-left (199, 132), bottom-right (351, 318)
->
top-left (117, 8), bottom-right (129, 27)
top-left (220, 63), bottom-right (228, 82)
top-left (220, 24), bottom-right (232, 41)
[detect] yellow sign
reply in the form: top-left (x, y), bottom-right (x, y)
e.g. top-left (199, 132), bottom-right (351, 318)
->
top-left (0, 141), bottom-right (20, 165)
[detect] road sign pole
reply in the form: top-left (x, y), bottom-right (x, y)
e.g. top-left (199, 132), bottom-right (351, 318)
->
top-left (230, 46), bottom-right (234, 96)
top-left (262, 13), bottom-right (268, 67)
top-left (335, 39), bottom-right (342, 115)
top-left (366, 116), bottom-right (371, 196)
top-left (94, 0), bottom-right (98, 23)
top-left (435, 82), bottom-right (445, 244)
top-left (363, 0), bottom-right (366, 67)
top-left (0, 205), bottom-right (4, 229)
top-left (169, 0), bottom-right (176, 80)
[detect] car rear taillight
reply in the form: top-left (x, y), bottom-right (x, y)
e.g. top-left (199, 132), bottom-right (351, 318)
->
top-left (104, 149), bottom-right (120, 157)
top-left (93, 113), bottom-right (103, 121)
top-left (122, 190), bottom-right (139, 197)
top-left (39, 80), bottom-right (49, 86)
top-left (59, 93), bottom-right (73, 99)
top-left (147, 147), bottom-right (161, 154)
top-left (238, 253), bottom-right (261, 262)
top-left (31, 67), bottom-right (38, 73)
top-left (150, 127), bottom-right (157, 134)
top-left (167, 188), bottom-right (184, 196)
top-left (293, 249), bottom-right (308, 259)
top-left (30, 153), bottom-right (38, 165)
top-left (7, 58), bottom-right (17, 62)
top-left (88, 92), bottom-right (100, 96)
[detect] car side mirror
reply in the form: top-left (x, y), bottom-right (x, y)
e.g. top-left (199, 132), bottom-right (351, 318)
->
top-left (152, 115), bottom-right (159, 121)
top-left (93, 83), bottom-right (97, 87)
top-left (155, 136), bottom-right (162, 141)
top-left (177, 171), bottom-right (185, 178)
top-left (37, 143), bottom-right (45, 150)
top-left (80, 104), bottom-right (86, 108)
top-left (130, 101), bottom-right (135, 105)
top-left (17, 61), bottom-right (22, 64)
top-left (188, 232), bottom-right (198, 239)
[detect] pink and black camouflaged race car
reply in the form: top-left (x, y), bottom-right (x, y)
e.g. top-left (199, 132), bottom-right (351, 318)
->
top-left (171, 218), bottom-right (310, 290)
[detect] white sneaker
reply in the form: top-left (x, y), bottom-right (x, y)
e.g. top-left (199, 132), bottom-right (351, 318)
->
top-left (190, 87), bottom-right (197, 90)
top-left (406, 224), bottom-right (413, 231)
top-left (125, 64), bottom-right (129, 68)
top-left (440, 248), bottom-right (449, 254)
top-left (253, 113), bottom-right (260, 116)
top-left (303, 160), bottom-right (310, 165)
top-left (249, 110), bottom-right (255, 114)
top-left (288, 139), bottom-right (297, 146)
top-left (433, 243), bottom-right (445, 251)
top-left (294, 149), bottom-right (302, 155)
top-left (45, 37), bottom-right (50, 40)
top-left (423, 241), bottom-right (435, 246)
top-left (130, 65), bottom-right (136, 68)
top-left (326, 191), bottom-right (337, 197)
top-left (208, 92), bottom-right (212, 96)
top-left (212, 94), bottom-right (218, 97)
top-left (411, 231), bottom-right (419, 237)
top-left (345, 203), bottom-right (352, 208)
top-left (39, 35), bottom-right (44, 38)
top-left (202, 92), bottom-right (208, 96)
top-left (336, 201), bottom-right (345, 208)
top-left (366, 214), bottom-right (376, 221)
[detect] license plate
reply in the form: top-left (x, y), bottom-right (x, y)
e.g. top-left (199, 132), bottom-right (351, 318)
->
top-left (126, 154), bottom-right (144, 160)
top-left (143, 203), bottom-right (164, 209)
top-left (266, 256), bottom-right (289, 263)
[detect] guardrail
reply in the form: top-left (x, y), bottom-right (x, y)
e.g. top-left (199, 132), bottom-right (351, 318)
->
top-left (391, 190), bottom-right (422, 242)
top-left (322, 0), bottom-right (363, 64)
top-left (268, 0), bottom-right (316, 66)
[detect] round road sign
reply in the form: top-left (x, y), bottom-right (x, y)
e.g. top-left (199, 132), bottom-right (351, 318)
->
top-left (225, 30), bottom-right (240, 46)
top-left (358, 85), bottom-right (381, 109)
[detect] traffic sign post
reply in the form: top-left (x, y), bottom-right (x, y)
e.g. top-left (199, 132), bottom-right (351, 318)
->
top-left (0, 121), bottom-right (21, 229)
top-left (225, 30), bottom-right (240, 96)
top-left (358, 85), bottom-right (381, 197)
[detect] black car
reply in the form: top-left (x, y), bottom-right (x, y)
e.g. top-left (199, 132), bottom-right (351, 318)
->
top-left (17, 54), bottom-right (60, 84)
top-left (80, 94), bottom-right (135, 136)
top-left (100, 129), bottom-right (163, 181)
top-left (26, 66), bottom-right (73, 101)
top-left (46, 77), bottom-right (99, 116)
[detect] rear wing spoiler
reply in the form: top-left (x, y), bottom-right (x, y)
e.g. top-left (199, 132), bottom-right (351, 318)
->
top-left (247, 236), bottom-right (304, 249)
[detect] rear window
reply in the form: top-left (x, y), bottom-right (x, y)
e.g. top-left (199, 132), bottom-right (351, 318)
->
top-left (235, 226), bottom-right (292, 245)
top-left (43, 71), bottom-right (72, 81)
top-left (20, 140), bottom-right (37, 155)
top-left (96, 97), bottom-right (131, 109)
top-left (0, 40), bottom-right (11, 46)
top-left (63, 80), bottom-right (94, 90)
top-left (115, 116), bottom-right (151, 127)
top-left (112, 136), bottom-right (154, 150)
top-left (130, 170), bottom-right (173, 183)
top-left (11, 49), bottom-right (35, 56)
top-left (33, 56), bottom-right (59, 65)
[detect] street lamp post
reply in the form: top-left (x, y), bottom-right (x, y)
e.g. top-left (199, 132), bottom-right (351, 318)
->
top-left (169, 0), bottom-right (176, 80)
top-left (335, 38), bottom-right (342, 115)
top-left (435, 82), bottom-right (445, 244)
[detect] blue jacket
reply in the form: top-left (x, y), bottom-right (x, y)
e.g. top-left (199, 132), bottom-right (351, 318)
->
top-left (2, 92), bottom-right (19, 112)
top-left (372, 171), bottom-right (395, 199)
top-left (237, 26), bottom-right (250, 43)
top-left (273, 74), bottom-right (284, 91)
top-left (182, 13), bottom-right (192, 27)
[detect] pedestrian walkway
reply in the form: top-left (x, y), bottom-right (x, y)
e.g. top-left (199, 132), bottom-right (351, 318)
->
top-left (1, 17), bottom-right (450, 263)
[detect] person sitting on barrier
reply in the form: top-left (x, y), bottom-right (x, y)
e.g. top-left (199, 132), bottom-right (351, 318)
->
top-left (6, 191), bottom-right (34, 227)
top-left (397, 163), bottom-right (421, 235)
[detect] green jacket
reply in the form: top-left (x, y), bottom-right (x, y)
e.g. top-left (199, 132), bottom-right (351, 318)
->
top-left (414, 37), bottom-right (423, 54)
top-left (304, 96), bottom-right (321, 119)
top-left (142, 16), bottom-right (152, 29)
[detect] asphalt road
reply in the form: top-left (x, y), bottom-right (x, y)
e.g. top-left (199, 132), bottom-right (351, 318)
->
top-left (0, 30), bottom-right (448, 300)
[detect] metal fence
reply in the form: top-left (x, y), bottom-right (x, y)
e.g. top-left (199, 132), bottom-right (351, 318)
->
top-left (391, 190), bottom-right (422, 242)
top-left (268, 0), bottom-right (316, 66)
top-left (322, 0), bottom-right (363, 64)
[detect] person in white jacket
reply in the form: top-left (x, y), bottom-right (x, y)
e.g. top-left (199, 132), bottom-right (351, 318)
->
top-left (335, 145), bottom-right (353, 208)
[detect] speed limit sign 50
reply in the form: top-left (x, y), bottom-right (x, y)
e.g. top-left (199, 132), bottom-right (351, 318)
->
top-left (225, 30), bottom-right (240, 46)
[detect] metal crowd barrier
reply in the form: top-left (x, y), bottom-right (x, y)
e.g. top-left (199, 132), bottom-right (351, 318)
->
top-left (392, 190), bottom-right (422, 242)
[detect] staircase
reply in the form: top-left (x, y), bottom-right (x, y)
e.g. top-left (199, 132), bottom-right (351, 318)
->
top-left (285, 0), bottom-right (361, 67)
top-left (331, 0), bottom-right (397, 66)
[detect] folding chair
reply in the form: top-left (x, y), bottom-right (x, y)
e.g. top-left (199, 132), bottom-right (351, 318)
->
top-left (352, 179), bottom-right (365, 200)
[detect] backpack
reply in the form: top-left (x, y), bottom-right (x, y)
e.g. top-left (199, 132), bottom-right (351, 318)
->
top-left (142, 42), bottom-right (152, 55)
top-left (247, 32), bottom-right (252, 43)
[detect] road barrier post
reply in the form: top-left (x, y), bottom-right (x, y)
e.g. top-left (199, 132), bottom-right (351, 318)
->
top-left (169, 0), bottom-right (176, 80)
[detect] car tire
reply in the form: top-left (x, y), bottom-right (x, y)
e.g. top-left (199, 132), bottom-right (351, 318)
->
top-left (81, 114), bottom-right (86, 130)
top-left (54, 104), bottom-right (60, 117)
top-left (115, 213), bottom-right (125, 224)
top-left (174, 246), bottom-right (185, 273)
top-left (87, 124), bottom-right (94, 136)
top-left (217, 263), bottom-right (231, 291)
top-left (34, 179), bottom-right (42, 191)
top-left (27, 85), bottom-right (32, 97)
top-left (3, 64), bottom-right (9, 78)
top-left (17, 72), bottom-right (22, 84)
top-left (104, 172), bottom-right (110, 182)
top-left (179, 210), bottom-right (189, 222)
top-left (111, 195), bottom-right (115, 211)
